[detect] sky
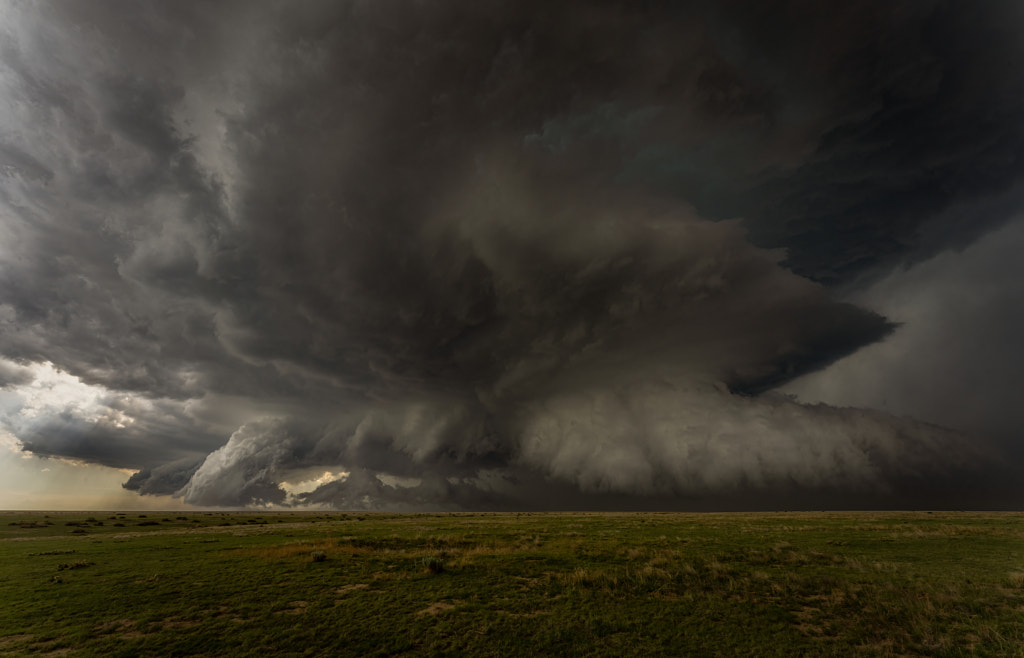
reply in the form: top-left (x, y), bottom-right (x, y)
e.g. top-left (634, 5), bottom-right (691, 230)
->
top-left (1, 0), bottom-right (1022, 511)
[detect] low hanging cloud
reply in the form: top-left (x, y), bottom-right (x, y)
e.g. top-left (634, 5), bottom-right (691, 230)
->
top-left (172, 384), bottom-right (995, 511)
top-left (177, 418), bottom-right (297, 507)
top-left (1, 1), bottom-right (1021, 510)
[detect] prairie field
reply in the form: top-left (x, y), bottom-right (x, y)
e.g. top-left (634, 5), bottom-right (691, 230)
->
top-left (1, 511), bottom-right (1022, 656)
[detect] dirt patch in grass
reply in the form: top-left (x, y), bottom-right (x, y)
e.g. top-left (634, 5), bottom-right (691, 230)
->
top-left (209, 606), bottom-right (249, 623)
top-left (94, 619), bottom-right (146, 640)
top-left (95, 619), bottom-right (134, 633)
top-left (0, 634), bottom-right (33, 650)
top-left (275, 601), bottom-right (309, 615)
top-left (416, 602), bottom-right (456, 616)
top-left (133, 575), bottom-right (162, 584)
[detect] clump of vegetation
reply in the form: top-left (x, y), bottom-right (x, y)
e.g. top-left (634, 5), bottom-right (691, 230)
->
top-left (310, 551), bottom-right (327, 562)
top-left (422, 556), bottom-right (445, 574)
top-left (57, 561), bottom-right (93, 571)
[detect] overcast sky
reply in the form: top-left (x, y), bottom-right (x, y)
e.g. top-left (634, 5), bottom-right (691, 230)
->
top-left (1, 0), bottom-right (1022, 511)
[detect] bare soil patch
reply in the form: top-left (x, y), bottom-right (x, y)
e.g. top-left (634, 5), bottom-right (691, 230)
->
top-left (416, 602), bottom-right (456, 616)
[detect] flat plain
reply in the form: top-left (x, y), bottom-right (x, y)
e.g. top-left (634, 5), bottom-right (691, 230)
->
top-left (1, 510), bottom-right (1022, 656)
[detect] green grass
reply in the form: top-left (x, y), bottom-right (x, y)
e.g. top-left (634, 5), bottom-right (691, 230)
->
top-left (1, 511), bottom-right (1023, 656)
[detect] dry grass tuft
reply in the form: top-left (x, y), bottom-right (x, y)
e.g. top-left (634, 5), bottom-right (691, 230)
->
top-left (240, 542), bottom-right (342, 560)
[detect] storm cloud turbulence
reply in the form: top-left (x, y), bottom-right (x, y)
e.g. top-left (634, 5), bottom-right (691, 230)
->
top-left (1, 1), bottom-right (1022, 510)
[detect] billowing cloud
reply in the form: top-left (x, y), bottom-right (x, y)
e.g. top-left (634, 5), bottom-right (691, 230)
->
top-left (0, 359), bottom-right (33, 389)
top-left (0, 1), bottom-right (1021, 510)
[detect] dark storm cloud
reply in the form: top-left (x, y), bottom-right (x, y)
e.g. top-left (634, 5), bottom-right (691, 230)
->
top-left (0, 0), bottom-right (1020, 509)
top-left (549, 1), bottom-right (1024, 285)
top-left (9, 392), bottom-right (226, 470)
top-left (0, 360), bottom-right (33, 389)
top-left (715, 1), bottom-right (1024, 284)
top-left (122, 457), bottom-right (203, 497)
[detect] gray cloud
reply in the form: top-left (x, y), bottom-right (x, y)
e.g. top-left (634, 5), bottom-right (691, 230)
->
top-left (0, 360), bottom-right (33, 389)
top-left (0, 0), bottom-right (1020, 509)
top-left (177, 418), bottom-right (297, 507)
top-left (175, 385), bottom-right (1001, 510)
top-left (122, 457), bottom-right (203, 497)
top-left (10, 393), bottom-right (225, 470)
top-left (785, 217), bottom-right (1024, 459)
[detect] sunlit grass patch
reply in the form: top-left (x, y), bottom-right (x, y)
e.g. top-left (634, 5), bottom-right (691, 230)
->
top-left (239, 541), bottom-right (339, 560)
top-left (560, 566), bottom-right (621, 590)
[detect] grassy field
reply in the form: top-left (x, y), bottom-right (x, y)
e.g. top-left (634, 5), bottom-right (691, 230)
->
top-left (1, 511), bottom-right (1022, 656)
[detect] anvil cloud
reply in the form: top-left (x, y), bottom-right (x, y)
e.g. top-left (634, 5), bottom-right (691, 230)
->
top-left (0, 1), bottom-right (1021, 510)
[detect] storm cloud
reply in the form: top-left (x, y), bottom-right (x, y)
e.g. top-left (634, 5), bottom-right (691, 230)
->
top-left (1, 1), bottom-right (1021, 510)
